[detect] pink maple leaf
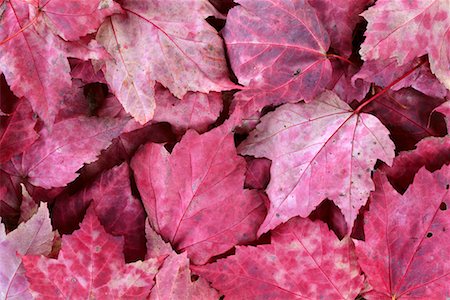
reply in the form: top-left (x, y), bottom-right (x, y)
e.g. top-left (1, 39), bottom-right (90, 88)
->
top-left (239, 90), bottom-right (395, 234)
top-left (52, 163), bottom-right (147, 262)
top-left (0, 99), bottom-right (38, 164)
top-left (0, 0), bottom-right (120, 125)
top-left (23, 205), bottom-right (159, 299)
top-left (360, 0), bottom-right (450, 89)
top-left (131, 125), bottom-right (266, 264)
top-left (96, 0), bottom-right (234, 124)
top-left (193, 217), bottom-right (364, 299)
top-left (355, 166), bottom-right (450, 299)
top-left (11, 116), bottom-right (126, 189)
top-left (0, 204), bottom-right (53, 300)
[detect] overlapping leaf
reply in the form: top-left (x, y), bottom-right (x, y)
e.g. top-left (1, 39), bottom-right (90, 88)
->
top-left (361, 88), bottom-right (447, 150)
top-left (355, 166), bottom-right (449, 299)
top-left (194, 217), bottom-right (364, 299)
top-left (0, 0), bottom-right (120, 125)
top-left (0, 100), bottom-right (38, 164)
top-left (380, 136), bottom-right (450, 193)
top-left (150, 252), bottom-right (219, 300)
top-left (96, 0), bottom-right (233, 124)
top-left (23, 206), bottom-right (159, 299)
top-left (52, 163), bottom-right (147, 262)
top-left (309, 0), bottom-right (373, 57)
top-left (360, 0), bottom-right (450, 89)
top-left (11, 116), bottom-right (126, 189)
top-left (0, 204), bottom-right (53, 300)
top-left (239, 91), bottom-right (395, 234)
top-left (131, 125), bottom-right (266, 264)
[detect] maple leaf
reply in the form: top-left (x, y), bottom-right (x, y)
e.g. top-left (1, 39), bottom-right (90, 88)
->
top-left (309, 0), bottom-right (373, 57)
top-left (223, 0), bottom-right (331, 105)
top-left (328, 60), bottom-right (370, 103)
top-left (0, 204), bottom-right (53, 300)
top-left (360, 0), bottom-right (450, 89)
top-left (150, 252), bottom-right (219, 300)
top-left (193, 217), bottom-right (364, 299)
top-left (244, 157), bottom-right (271, 190)
top-left (35, 0), bottom-right (123, 41)
top-left (380, 136), bottom-right (450, 193)
top-left (354, 166), bottom-right (450, 299)
top-left (239, 90), bottom-right (395, 234)
top-left (96, 0), bottom-right (233, 124)
top-left (353, 59), bottom-right (448, 99)
top-left (361, 88), bottom-right (447, 151)
top-left (131, 126), bottom-right (266, 264)
top-left (0, 99), bottom-right (38, 164)
top-left (9, 116), bottom-right (126, 189)
top-left (52, 163), bottom-right (147, 262)
top-left (0, 0), bottom-right (120, 125)
top-left (152, 84), bottom-right (223, 134)
top-left (23, 205), bottom-right (159, 299)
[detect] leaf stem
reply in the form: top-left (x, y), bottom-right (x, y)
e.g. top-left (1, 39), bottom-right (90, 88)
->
top-left (354, 59), bottom-right (426, 114)
top-left (326, 53), bottom-right (356, 66)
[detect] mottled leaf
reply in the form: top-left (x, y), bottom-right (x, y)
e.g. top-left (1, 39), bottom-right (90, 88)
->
top-left (131, 126), bottom-right (266, 264)
top-left (224, 0), bottom-right (332, 103)
top-left (23, 206), bottom-right (159, 299)
top-left (150, 252), bottom-right (219, 300)
top-left (355, 166), bottom-right (450, 299)
top-left (16, 116), bottom-right (126, 189)
top-left (0, 204), bottom-right (53, 300)
top-left (194, 217), bottom-right (364, 299)
top-left (239, 91), bottom-right (395, 234)
top-left (360, 0), bottom-right (450, 89)
top-left (96, 0), bottom-right (233, 124)
top-left (0, 0), bottom-right (119, 125)
top-left (52, 163), bottom-right (147, 262)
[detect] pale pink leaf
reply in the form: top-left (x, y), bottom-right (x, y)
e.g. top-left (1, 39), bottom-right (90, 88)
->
top-left (145, 221), bottom-right (172, 260)
top-left (131, 126), bottom-right (266, 264)
top-left (360, 0), bottom-right (450, 89)
top-left (18, 116), bottom-right (126, 189)
top-left (37, 0), bottom-right (122, 41)
top-left (239, 90), bottom-right (395, 234)
top-left (96, 0), bottom-right (233, 124)
top-left (152, 84), bottom-right (223, 134)
top-left (22, 206), bottom-right (159, 299)
top-left (355, 166), bottom-right (450, 299)
top-left (150, 252), bottom-right (219, 300)
top-left (0, 204), bottom-right (53, 300)
top-left (194, 217), bottom-right (364, 299)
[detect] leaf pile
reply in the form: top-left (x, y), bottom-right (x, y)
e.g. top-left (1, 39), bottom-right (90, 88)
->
top-left (1, 0), bottom-right (449, 299)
